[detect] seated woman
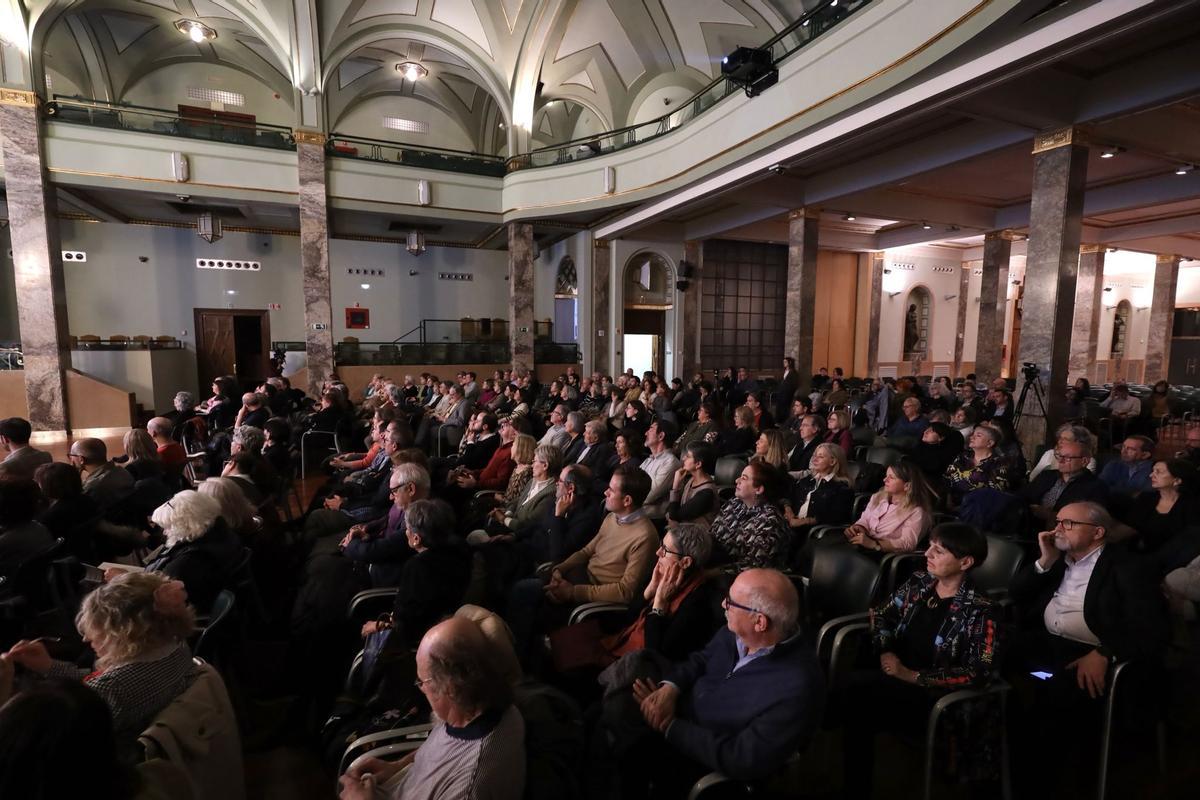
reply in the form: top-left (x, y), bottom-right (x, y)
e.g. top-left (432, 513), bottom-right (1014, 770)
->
top-left (745, 390), bottom-right (774, 431)
top-left (824, 410), bottom-right (854, 456)
top-left (120, 429), bottom-right (166, 484)
top-left (783, 443), bottom-right (854, 566)
top-left (676, 401), bottom-right (718, 454)
top-left (944, 423), bottom-right (1011, 505)
top-left (666, 442), bottom-right (719, 527)
top-left (614, 430), bottom-right (645, 469)
top-left (836, 523), bottom-right (1000, 796)
top-left (751, 429), bottom-right (790, 471)
top-left (6, 571), bottom-right (196, 748)
top-left (842, 461), bottom-right (932, 556)
top-left (144, 490), bottom-right (242, 613)
top-left (623, 400), bottom-right (651, 439)
top-left (709, 460), bottom-right (789, 571)
top-left (711, 405), bottom-right (758, 457)
top-left (823, 378), bottom-right (850, 410)
top-left (197, 476), bottom-right (260, 537)
top-left (196, 376), bottom-right (239, 431)
top-left (467, 445), bottom-right (561, 545)
top-left (911, 422), bottom-right (961, 488)
top-left (1122, 459), bottom-right (1200, 567)
top-left (603, 385), bottom-right (627, 434)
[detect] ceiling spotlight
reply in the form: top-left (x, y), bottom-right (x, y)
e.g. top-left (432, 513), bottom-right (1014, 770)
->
top-left (1099, 146), bottom-right (1124, 159)
top-left (396, 61), bottom-right (428, 81)
top-left (843, 213), bottom-right (856, 222)
top-left (174, 20), bottom-right (216, 43)
top-left (1176, 164), bottom-right (1195, 176)
top-left (921, 222), bottom-right (932, 230)
top-left (225, 289), bottom-right (237, 296)
top-left (360, 283), bottom-right (371, 290)
top-left (406, 231), bottom-right (426, 257)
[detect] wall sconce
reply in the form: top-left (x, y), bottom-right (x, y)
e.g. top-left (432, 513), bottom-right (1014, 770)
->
top-left (1104, 305), bottom-right (1117, 310)
top-left (943, 294), bottom-right (958, 301)
top-left (1135, 305), bottom-right (1150, 311)
top-left (887, 291), bottom-right (902, 299)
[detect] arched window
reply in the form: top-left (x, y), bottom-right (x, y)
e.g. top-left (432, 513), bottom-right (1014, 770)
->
top-left (1111, 300), bottom-right (1131, 357)
top-left (903, 286), bottom-right (932, 360)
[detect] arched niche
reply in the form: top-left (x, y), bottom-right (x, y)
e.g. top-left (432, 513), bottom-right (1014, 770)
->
top-left (1111, 300), bottom-right (1132, 357)
top-left (552, 256), bottom-right (579, 343)
top-left (903, 285), bottom-right (932, 361)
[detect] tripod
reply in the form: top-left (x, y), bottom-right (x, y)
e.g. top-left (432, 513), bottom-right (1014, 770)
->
top-left (1013, 369), bottom-right (1048, 429)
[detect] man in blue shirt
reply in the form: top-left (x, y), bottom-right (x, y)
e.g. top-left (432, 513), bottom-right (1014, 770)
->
top-left (1098, 435), bottom-right (1154, 495)
top-left (886, 395), bottom-right (930, 442)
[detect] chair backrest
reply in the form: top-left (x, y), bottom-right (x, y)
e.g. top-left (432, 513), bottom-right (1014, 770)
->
top-left (714, 455), bottom-right (747, 487)
top-left (844, 461), bottom-right (862, 485)
top-left (865, 446), bottom-right (903, 468)
top-left (808, 547), bottom-right (881, 623)
top-left (971, 535), bottom-right (1028, 595)
top-left (194, 589), bottom-right (236, 660)
top-left (850, 425), bottom-right (876, 448)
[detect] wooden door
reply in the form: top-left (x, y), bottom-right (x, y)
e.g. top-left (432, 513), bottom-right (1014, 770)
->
top-left (812, 251), bottom-right (858, 374)
top-left (196, 310), bottom-right (235, 391)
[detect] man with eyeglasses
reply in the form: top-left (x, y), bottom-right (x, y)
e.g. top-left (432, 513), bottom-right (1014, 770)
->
top-left (1007, 501), bottom-right (1167, 793)
top-left (597, 568), bottom-right (822, 798)
top-left (1020, 438), bottom-right (1108, 525)
top-left (341, 463), bottom-right (430, 588)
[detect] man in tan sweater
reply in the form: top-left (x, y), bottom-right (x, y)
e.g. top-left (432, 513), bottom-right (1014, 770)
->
top-left (546, 465), bottom-right (659, 604)
top-left (506, 465), bottom-right (659, 662)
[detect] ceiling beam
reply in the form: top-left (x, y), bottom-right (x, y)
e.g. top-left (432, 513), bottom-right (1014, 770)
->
top-left (1095, 212), bottom-right (1200, 244)
top-left (682, 203), bottom-right (788, 241)
top-left (55, 187), bottom-right (128, 224)
top-left (1075, 39), bottom-right (1200, 123)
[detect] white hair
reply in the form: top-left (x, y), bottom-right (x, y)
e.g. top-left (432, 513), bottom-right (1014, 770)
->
top-left (197, 477), bottom-right (255, 530)
top-left (150, 490), bottom-right (223, 546)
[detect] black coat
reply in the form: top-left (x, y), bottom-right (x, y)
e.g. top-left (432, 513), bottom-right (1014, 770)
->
top-left (786, 476), bottom-right (854, 526)
top-left (788, 437), bottom-right (820, 472)
top-left (774, 371), bottom-right (800, 422)
top-left (1009, 544), bottom-right (1167, 663)
top-left (1020, 469), bottom-right (1109, 511)
top-left (144, 518), bottom-right (242, 613)
top-left (460, 434), bottom-right (502, 472)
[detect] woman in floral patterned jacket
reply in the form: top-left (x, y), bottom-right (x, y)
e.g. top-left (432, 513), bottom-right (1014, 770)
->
top-left (944, 423), bottom-right (1012, 505)
top-left (709, 460), bottom-right (789, 571)
top-left (836, 522), bottom-right (1002, 794)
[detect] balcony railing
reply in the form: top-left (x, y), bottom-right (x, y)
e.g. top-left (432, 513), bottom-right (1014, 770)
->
top-left (326, 134), bottom-right (507, 177)
top-left (42, 0), bottom-right (869, 175)
top-left (45, 96), bottom-right (296, 151)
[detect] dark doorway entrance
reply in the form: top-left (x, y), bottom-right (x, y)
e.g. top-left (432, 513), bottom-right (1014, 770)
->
top-left (194, 308), bottom-right (271, 391)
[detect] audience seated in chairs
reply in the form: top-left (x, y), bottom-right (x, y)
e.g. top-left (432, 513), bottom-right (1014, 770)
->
top-left (0, 417), bottom-right (52, 479)
top-left (751, 428), bottom-right (789, 471)
top-left (787, 414), bottom-right (824, 471)
top-left (340, 463), bottom-right (428, 589)
top-left (839, 461), bottom-right (932, 557)
top-left (147, 416), bottom-right (187, 483)
top-left (823, 410), bottom-right (854, 458)
top-left (944, 423), bottom-right (1012, 505)
top-left (639, 419), bottom-right (681, 521)
top-left (69, 438), bottom-right (135, 510)
top-left (1122, 459), bottom-right (1200, 572)
top-left (666, 442), bottom-right (719, 528)
top-left (5, 571), bottom-right (196, 749)
top-left (339, 617), bottom-right (525, 800)
top-left (593, 568), bottom-right (823, 800)
top-left (1098, 435), bottom-right (1155, 496)
top-left (1020, 436), bottom-right (1108, 527)
top-left (120, 429), bottom-right (166, 485)
top-left (709, 460), bottom-right (790, 572)
top-left (833, 523), bottom-right (1001, 796)
top-left (783, 443), bottom-right (855, 567)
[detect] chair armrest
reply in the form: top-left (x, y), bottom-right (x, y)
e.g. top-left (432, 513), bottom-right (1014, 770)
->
top-left (535, 562), bottom-right (555, 579)
top-left (568, 602), bottom-right (628, 625)
top-left (348, 588), bottom-right (399, 621)
top-left (341, 723), bottom-right (435, 774)
top-left (687, 772), bottom-right (740, 800)
top-left (927, 679), bottom-right (1011, 743)
top-left (829, 622), bottom-right (872, 684)
top-left (810, 524), bottom-right (847, 541)
top-left (816, 611), bottom-right (870, 669)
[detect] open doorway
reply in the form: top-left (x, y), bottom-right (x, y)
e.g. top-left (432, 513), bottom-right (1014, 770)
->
top-left (622, 252), bottom-right (673, 377)
top-left (194, 308), bottom-right (271, 391)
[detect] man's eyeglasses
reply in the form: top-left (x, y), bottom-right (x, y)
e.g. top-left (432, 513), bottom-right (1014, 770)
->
top-left (722, 593), bottom-right (765, 617)
top-left (1054, 518), bottom-right (1098, 531)
top-left (413, 676), bottom-right (431, 691)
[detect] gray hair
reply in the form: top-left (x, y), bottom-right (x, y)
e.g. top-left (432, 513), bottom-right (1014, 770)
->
top-left (173, 391), bottom-right (195, 412)
top-left (584, 419), bottom-right (607, 440)
top-left (741, 569), bottom-right (800, 638)
top-left (241, 392), bottom-right (261, 407)
top-left (232, 425), bottom-right (265, 453)
top-left (150, 490), bottom-right (222, 545)
top-left (405, 498), bottom-right (456, 548)
top-left (197, 477), bottom-right (255, 530)
top-left (565, 411), bottom-right (586, 435)
top-left (534, 444), bottom-right (564, 476)
top-left (666, 522), bottom-right (712, 569)
top-left (1059, 426), bottom-right (1095, 457)
top-left (1071, 500), bottom-right (1113, 533)
top-left (147, 416), bottom-right (174, 438)
top-left (392, 462), bottom-right (431, 495)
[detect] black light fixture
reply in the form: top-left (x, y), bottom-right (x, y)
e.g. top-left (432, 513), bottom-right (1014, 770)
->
top-left (720, 47), bottom-right (778, 97)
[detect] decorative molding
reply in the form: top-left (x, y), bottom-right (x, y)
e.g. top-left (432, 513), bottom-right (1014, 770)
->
top-left (989, 229), bottom-right (1019, 242)
top-left (293, 130), bottom-right (328, 145)
top-left (593, 238), bottom-right (610, 249)
top-left (1032, 127), bottom-right (1082, 154)
top-left (1079, 244), bottom-right (1102, 254)
top-left (1156, 253), bottom-right (1181, 263)
top-left (0, 89), bottom-right (38, 107)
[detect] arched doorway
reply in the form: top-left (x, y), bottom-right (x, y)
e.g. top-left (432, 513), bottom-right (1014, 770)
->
top-left (622, 252), bottom-right (674, 378)
top-left (553, 256), bottom-right (579, 347)
top-left (903, 286), bottom-right (932, 368)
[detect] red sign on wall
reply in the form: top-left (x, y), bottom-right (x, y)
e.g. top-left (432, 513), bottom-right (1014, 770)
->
top-left (345, 308), bottom-right (370, 329)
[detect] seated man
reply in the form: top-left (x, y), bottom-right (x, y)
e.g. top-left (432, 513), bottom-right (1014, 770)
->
top-left (1020, 437), bottom-right (1108, 526)
top-left (68, 438), bottom-right (134, 510)
top-left (0, 417), bottom-right (52, 479)
top-left (1098, 435), bottom-right (1154, 495)
top-left (340, 463), bottom-right (428, 588)
top-left (233, 392), bottom-right (270, 430)
top-left (1008, 501), bottom-right (1168, 793)
top-left (506, 465), bottom-right (657, 661)
top-left (639, 419), bottom-right (681, 520)
top-left (338, 617), bottom-right (525, 800)
top-left (147, 416), bottom-right (186, 476)
top-left (886, 396), bottom-right (929, 442)
top-left (600, 568), bottom-right (823, 799)
top-left (538, 404), bottom-right (571, 450)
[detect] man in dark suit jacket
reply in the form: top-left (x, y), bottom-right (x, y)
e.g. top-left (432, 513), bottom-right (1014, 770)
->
top-left (1020, 438), bottom-right (1109, 525)
top-left (0, 477), bottom-right (56, 580)
top-left (0, 417), bottom-right (52, 480)
top-left (787, 415), bottom-right (824, 472)
top-left (774, 357), bottom-right (800, 424)
top-left (1007, 501), bottom-right (1168, 793)
top-left (575, 419), bottom-right (617, 494)
top-left (608, 569), bottom-right (824, 797)
top-left (560, 412), bottom-right (588, 465)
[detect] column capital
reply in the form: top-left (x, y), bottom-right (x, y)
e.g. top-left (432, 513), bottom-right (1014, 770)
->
top-left (593, 238), bottom-right (610, 250)
top-left (986, 229), bottom-right (1019, 242)
top-left (1079, 244), bottom-right (1102, 254)
top-left (1032, 127), bottom-right (1085, 154)
top-left (1156, 253), bottom-right (1182, 264)
top-left (787, 208), bottom-right (819, 221)
top-left (0, 89), bottom-right (39, 108)
top-left (293, 129), bottom-right (327, 145)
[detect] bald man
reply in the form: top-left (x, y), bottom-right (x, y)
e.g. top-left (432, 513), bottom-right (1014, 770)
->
top-left (603, 569), bottom-right (824, 798)
top-left (339, 617), bottom-right (525, 800)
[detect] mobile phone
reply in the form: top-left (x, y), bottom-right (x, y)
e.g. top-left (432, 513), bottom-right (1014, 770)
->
top-left (1030, 670), bottom-right (1054, 681)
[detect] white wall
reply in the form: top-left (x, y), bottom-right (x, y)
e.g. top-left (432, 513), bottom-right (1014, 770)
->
top-left (335, 95), bottom-right (477, 151)
top-left (878, 246), bottom-right (969, 364)
top-left (1174, 263), bottom-right (1200, 306)
top-left (122, 63), bottom-right (294, 126)
top-left (1095, 250), bottom-right (1156, 362)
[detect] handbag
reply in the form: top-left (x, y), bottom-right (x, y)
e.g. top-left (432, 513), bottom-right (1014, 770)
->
top-left (361, 614), bottom-right (393, 680)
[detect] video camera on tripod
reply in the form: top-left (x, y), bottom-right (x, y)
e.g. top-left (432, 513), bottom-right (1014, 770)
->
top-left (1021, 362), bottom-right (1041, 383)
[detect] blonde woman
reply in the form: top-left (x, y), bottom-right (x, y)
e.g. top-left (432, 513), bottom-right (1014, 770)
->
top-left (784, 443), bottom-right (855, 531)
top-left (121, 428), bottom-right (164, 483)
top-left (498, 434), bottom-right (537, 507)
top-left (6, 571), bottom-right (196, 745)
top-left (845, 461), bottom-right (933, 553)
top-left (712, 405), bottom-right (757, 456)
top-left (752, 429), bottom-right (789, 470)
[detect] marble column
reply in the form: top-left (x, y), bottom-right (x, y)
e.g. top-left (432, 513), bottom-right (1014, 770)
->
top-left (785, 209), bottom-right (819, 388)
top-left (952, 265), bottom-right (971, 378)
top-left (1069, 246), bottom-right (1105, 384)
top-left (1145, 254), bottom-right (1181, 382)
top-left (974, 231), bottom-right (1012, 386)
top-left (591, 238), bottom-right (611, 376)
top-left (1016, 128), bottom-right (1088, 450)
top-left (508, 223), bottom-right (535, 374)
top-left (680, 240), bottom-right (702, 379)
top-left (866, 253), bottom-right (883, 377)
top-left (0, 90), bottom-right (70, 433)
top-left (296, 131), bottom-right (334, 398)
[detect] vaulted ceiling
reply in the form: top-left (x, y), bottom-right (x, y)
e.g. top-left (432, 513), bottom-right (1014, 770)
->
top-left (26, 0), bottom-right (809, 154)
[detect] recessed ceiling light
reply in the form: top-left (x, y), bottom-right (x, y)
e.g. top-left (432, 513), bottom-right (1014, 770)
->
top-left (174, 20), bottom-right (216, 43)
top-left (225, 289), bottom-right (237, 295)
top-left (843, 213), bottom-right (856, 222)
top-left (1099, 146), bottom-right (1123, 159)
top-left (1176, 164), bottom-right (1195, 176)
top-left (921, 222), bottom-right (932, 230)
top-left (396, 61), bottom-right (428, 81)
top-left (360, 283), bottom-right (371, 290)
